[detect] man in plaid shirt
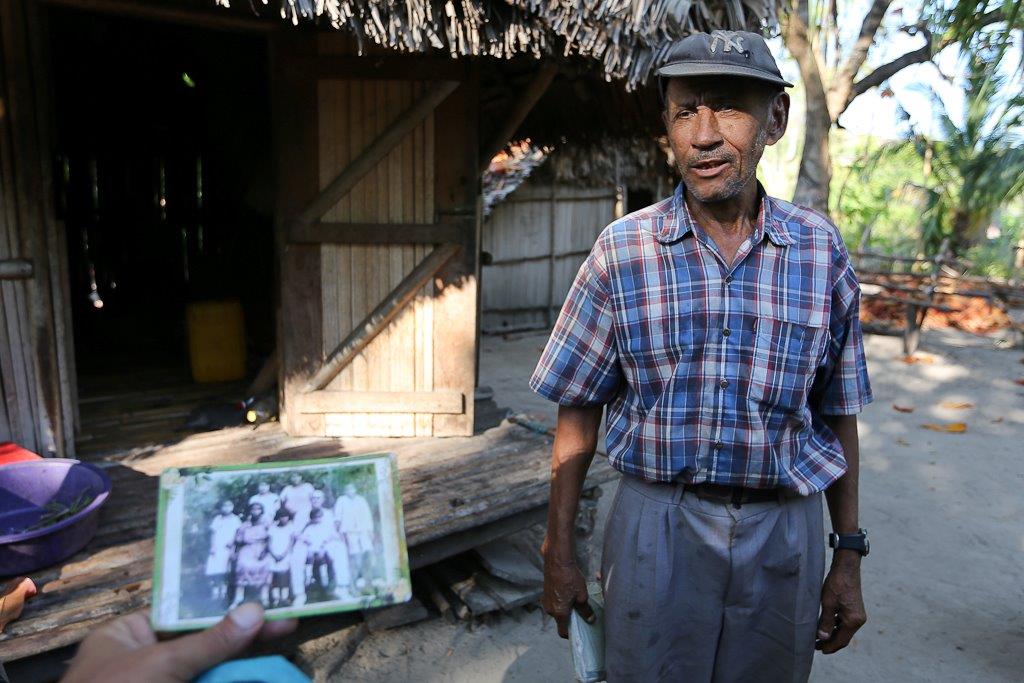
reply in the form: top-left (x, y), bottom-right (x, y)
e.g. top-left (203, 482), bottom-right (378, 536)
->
top-left (531, 31), bottom-right (873, 682)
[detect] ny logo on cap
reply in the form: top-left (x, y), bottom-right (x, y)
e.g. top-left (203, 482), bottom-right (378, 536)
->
top-left (708, 30), bottom-right (744, 54)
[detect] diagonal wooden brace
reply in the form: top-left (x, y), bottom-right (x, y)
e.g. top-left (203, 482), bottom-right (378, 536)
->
top-left (296, 80), bottom-right (460, 224)
top-left (304, 243), bottom-right (461, 392)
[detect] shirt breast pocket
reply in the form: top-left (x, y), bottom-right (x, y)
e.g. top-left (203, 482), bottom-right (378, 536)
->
top-left (749, 316), bottom-right (829, 413)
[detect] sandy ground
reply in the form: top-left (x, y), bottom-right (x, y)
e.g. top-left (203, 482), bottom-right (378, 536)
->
top-left (339, 326), bottom-right (1024, 682)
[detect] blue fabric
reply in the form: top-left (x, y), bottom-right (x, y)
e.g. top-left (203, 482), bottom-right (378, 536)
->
top-left (530, 183), bottom-right (873, 495)
top-left (193, 656), bottom-right (311, 683)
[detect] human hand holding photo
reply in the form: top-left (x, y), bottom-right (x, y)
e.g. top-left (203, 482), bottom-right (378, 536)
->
top-left (61, 602), bottom-right (297, 683)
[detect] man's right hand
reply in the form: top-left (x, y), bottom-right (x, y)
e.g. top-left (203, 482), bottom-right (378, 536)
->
top-left (541, 405), bottom-right (603, 639)
top-left (542, 551), bottom-right (595, 639)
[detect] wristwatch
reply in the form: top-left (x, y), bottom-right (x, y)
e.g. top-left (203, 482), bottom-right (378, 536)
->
top-left (828, 528), bottom-right (869, 556)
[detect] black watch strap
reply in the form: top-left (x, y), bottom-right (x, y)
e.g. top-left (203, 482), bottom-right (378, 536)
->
top-left (828, 528), bottom-right (869, 556)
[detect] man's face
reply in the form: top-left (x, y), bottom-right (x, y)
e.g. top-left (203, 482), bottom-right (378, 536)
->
top-left (345, 484), bottom-right (356, 497)
top-left (662, 76), bottom-right (788, 204)
top-left (290, 474), bottom-right (302, 485)
top-left (220, 501), bottom-right (233, 514)
top-left (258, 482), bottom-right (270, 494)
top-left (311, 490), bottom-right (325, 508)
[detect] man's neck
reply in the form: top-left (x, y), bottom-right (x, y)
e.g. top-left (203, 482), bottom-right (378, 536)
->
top-left (684, 180), bottom-right (760, 237)
top-left (683, 180), bottom-right (762, 267)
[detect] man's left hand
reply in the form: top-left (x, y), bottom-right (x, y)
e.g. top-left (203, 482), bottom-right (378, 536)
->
top-left (816, 553), bottom-right (866, 654)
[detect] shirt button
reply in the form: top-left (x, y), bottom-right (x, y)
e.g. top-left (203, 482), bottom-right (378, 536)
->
top-left (722, 328), bottom-right (731, 338)
top-left (719, 378), bottom-right (729, 389)
top-left (714, 441), bottom-right (724, 450)
top-left (724, 275), bottom-right (733, 284)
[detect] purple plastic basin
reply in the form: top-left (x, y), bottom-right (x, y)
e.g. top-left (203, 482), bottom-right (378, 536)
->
top-left (0, 459), bottom-right (112, 576)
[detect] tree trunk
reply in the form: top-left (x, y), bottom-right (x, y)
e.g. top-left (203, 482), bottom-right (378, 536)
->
top-left (950, 209), bottom-right (973, 256)
top-left (780, 0), bottom-right (836, 216)
top-left (792, 99), bottom-right (833, 214)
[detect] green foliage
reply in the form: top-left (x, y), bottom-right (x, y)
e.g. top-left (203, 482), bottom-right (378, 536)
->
top-left (918, 38), bottom-right (1024, 253)
top-left (933, 1), bottom-right (1024, 51)
top-left (830, 134), bottom-right (928, 253)
top-left (962, 199), bottom-right (1024, 278)
top-left (833, 34), bottom-right (1024, 263)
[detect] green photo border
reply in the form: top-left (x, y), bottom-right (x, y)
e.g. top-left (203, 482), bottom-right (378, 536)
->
top-left (151, 452), bottom-right (410, 631)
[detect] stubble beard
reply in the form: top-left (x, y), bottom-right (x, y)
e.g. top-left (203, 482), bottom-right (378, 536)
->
top-left (677, 126), bottom-right (768, 204)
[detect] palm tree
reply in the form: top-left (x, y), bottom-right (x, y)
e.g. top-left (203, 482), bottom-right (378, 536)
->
top-left (907, 39), bottom-right (1024, 256)
top-left (779, 0), bottom-right (1021, 215)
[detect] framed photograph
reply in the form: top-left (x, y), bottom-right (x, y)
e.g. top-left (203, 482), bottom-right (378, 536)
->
top-left (151, 452), bottom-right (410, 631)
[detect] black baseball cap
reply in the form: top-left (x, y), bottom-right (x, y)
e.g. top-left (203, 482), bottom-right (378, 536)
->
top-left (656, 31), bottom-right (793, 88)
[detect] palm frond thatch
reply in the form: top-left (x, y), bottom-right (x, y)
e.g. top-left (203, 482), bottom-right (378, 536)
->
top-left (220, 0), bottom-right (775, 88)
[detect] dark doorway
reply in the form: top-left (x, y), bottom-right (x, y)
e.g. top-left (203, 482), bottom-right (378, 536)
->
top-left (627, 186), bottom-right (655, 215)
top-left (49, 9), bottom-right (275, 444)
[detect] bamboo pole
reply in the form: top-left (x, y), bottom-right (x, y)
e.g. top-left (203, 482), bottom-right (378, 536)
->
top-left (0, 258), bottom-right (32, 280)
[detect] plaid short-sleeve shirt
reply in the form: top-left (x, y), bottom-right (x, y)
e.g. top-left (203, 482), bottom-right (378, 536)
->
top-left (529, 183), bottom-right (873, 495)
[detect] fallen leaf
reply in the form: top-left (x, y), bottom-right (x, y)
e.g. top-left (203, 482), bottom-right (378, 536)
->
top-left (892, 404), bottom-right (915, 413)
top-left (0, 577), bottom-right (37, 633)
top-left (939, 401), bottom-right (974, 410)
top-left (991, 417), bottom-right (1004, 424)
top-left (921, 422), bottom-right (967, 433)
top-left (901, 354), bottom-right (936, 365)
top-left (895, 438), bottom-right (910, 446)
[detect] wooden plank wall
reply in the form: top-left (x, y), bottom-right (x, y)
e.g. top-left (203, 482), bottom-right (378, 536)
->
top-left (274, 34), bottom-right (478, 438)
top-left (0, 0), bottom-right (75, 454)
top-left (273, 32), bottom-right (324, 437)
top-left (317, 77), bottom-right (436, 437)
top-left (482, 183), bottom-right (616, 333)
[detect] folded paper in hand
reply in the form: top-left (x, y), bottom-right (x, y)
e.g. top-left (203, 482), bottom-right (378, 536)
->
top-left (569, 581), bottom-right (605, 683)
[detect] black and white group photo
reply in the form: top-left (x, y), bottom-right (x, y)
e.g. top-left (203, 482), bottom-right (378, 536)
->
top-left (202, 474), bottom-right (378, 610)
top-left (152, 455), bottom-right (410, 629)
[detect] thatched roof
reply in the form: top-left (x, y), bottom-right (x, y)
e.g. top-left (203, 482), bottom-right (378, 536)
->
top-left (220, 0), bottom-right (775, 89)
top-left (482, 137), bottom-right (673, 214)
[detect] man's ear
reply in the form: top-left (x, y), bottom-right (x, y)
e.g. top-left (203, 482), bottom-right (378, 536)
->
top-left (765, 91), bottom-right (790, 146)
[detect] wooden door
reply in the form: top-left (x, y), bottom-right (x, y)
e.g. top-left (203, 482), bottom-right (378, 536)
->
top-left (274, 34), bottom-right (479, 438)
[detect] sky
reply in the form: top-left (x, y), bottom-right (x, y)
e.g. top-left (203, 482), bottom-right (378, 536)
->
top-left (769, 0), bottom-right (1020, 141)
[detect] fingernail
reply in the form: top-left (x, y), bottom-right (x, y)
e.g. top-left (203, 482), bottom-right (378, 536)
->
top-left (228, 602), bottom-right (264, 631)
top-left (817, 630), bottom-right (830, 640)
top-left (586, 614), bottom-right (597, 624)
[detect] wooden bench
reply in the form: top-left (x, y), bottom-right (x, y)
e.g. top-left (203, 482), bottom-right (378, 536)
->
top-left (0, 419), bottom-right (617, 672)
top-left (859, 287), bottom-right (960, 354)
top-left (855, 245), bottom-right (966, 354)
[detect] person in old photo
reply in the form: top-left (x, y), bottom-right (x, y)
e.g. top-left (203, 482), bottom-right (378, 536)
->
top-left (231, 502), bottom-right (272, 608)
top-left (280, 473), bottom-right (315, 530)
top-left (267, 507), bottom-right (297, 608)
top-left (249, 480), bottom-right (280, 520)
top-left (334, 482), bottom-right (375, 590)
top-left (205, 500), bottom-right (241, 604)
top-left (309, 488), bottom-right (352, 599)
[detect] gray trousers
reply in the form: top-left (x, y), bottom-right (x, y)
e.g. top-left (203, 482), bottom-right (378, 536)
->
top-left (601, 475), bottom-right (825, 683)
